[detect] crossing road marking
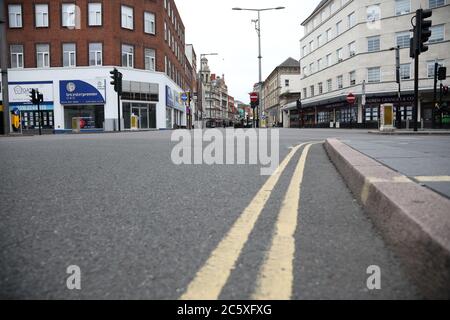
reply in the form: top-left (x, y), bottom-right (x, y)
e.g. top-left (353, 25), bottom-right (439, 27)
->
top-left (253, 143), bottom-right (317, 300)
top-left (414, 176), bottom-right (450, 182)
top-left (180, 143), bottom-right (309, 300)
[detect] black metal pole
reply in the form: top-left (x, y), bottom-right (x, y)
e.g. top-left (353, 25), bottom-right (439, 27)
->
top-left (37, 94), bottom-right (42, 136)
top-left (433, 62), bottom-right (439, 129)
top-left (413, 48), bottom-right (419, 132)
top-left (117, 93), bottom-right (121, 132)
top-left (440, 82), bottom-right (443, 128)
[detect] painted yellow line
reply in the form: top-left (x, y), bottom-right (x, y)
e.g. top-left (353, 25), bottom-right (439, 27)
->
top-left (252, 143), bottom-right (317, 300)
top-left (414, 176), bottom-right (450, 182)
top-left (180, 143), bottom-right (309, 300)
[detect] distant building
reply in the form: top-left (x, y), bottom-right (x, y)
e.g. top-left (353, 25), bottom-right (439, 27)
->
top-left (262, 57), bottom-right (301, 127)
top-left (299, 0), bottom-right (450, 129)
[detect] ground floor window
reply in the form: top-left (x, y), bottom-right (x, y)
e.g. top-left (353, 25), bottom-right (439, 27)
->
top-left (365, 106), bottom-right (379, 122)
top-left (317, 111), bottom-right (331, 124)
top-left (166, 107), bottom-right (172, 129)
top-left (21, 110), bottom-right (54, 130)
top-left (123, 102), bottom-right (156, 130)
top-left (64, 105), bottom-right (104, 129)
top-left (336, 108), bottom-right (357, 123)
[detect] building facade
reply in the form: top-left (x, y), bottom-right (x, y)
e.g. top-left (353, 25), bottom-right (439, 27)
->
top-left (299, 0), bottom-right (450, 129)
top-left (262, 57), bottom-right (301, 127)
top-left (4, 0), bottom-right (193, 133)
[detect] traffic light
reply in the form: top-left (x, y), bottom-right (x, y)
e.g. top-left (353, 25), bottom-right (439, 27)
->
top-left (29, 89), bottom-right (39, 104)
top-left (38, 93), bottom-right (44, 103)
top-left (250, 99), bottom-right (259, 109)
top-left (110, 68), bottom-right (123, 95)
top-left (416, 9), bottom-right (433, 54)
top-left (296, 99), bottom-right (302, 109)
top-left (438, 67), bottom-right (447, 81)
top-left (444, 85), bottom-right (449, 96)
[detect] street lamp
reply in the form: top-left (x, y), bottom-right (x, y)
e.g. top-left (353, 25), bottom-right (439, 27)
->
top-left (390, 46), bottom-right (402, 128)
top-left (232, 6), bottom-right (285, 128)
top-left (199, 53), bottom-right (218, 128)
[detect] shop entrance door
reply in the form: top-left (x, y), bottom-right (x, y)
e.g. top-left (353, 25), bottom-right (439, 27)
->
top-left (131, 107), bottom-right (149, 130)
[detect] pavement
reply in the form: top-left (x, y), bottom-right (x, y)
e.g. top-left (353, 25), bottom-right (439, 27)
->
top-left (1, 129), bottom-right (447, 299)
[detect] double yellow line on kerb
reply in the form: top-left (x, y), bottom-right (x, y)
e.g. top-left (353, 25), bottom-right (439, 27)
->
top-left (180, 142), bottom-right (320, 301)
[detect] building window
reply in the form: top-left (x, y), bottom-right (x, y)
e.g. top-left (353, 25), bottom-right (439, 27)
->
top-left (367, 36), bottom-right (380, 52)
top-left (400, 63), bottom-right (411, 80)
top-left (336, 20), bottom-right (343, 36)
top-left (144, 12), bottom-right (156, 34)
top-left (429, 25), bottom-right (445, 43)
top-left (35, 4), bottom-right (49, 28)
top-left (395, 0), bottom-right (411, 15)
top-left (337, 75), bottom-right (343, 89)
top-left (285, 79), bottom-right (290, 87)
top-left (367, 5), bottom-right (381, 22)
top-left (318, 58), bottom-right (324, 70)
top-left (89, 43), bottom-right (103, 66)
top-left (326, 53), bottom-right (332, 67)
top-left (122, 44), bottom-right (134, 68)
top-left (10, 45), bottom-right (24, 69)
top-left (336, 48), bottom-right (343, 62)
top-left (350, 71), bottom-right (356, 85)
top-left (327, 79), bottom-right (332, 92)
top-left (318, 82), bottom-right (323, 94)
top-left (36, 44), bottom-right (50, 68)
top-left (145, 48), bottom-right (156, 71)
top-left (348, 12), bottom-right (356, 28)
top-left (88, 3), bottom-right (102, 26)
top-left (310, 85), bottom-right (315, 97)
top-left (63, 43), bottom-right (76, 67)
top-left (427, 60), bottom-right (444, 78)
top-left (310, 62), bottom-right (316, 73)
top-left (429, 0), bottom-right (445, 9)
top-left (8, 4), bottom-right (22, 28)
top-left (303, 88), bottom-right (307, 99)
top-left (62, 3), bottom-right (76, 27)
top-left (309, 40), bottom-right (315, 52)
top-left (396, 32), bottom-right (411, 48)
top-left (326, 28), bottom-right (332, 42)
top-left (368, 67), bottom-right (381, 83)
top-left (318, 34), bottom-right (324, 47)
top-left (121, 5), bottom-right (134, 30)
top-left (349, 41), bottom-right (356, 56)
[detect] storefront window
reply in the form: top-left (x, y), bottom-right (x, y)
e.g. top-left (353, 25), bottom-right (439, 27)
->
top-left (166, 107), bottom-right (172, 129)
top-left (122, 102), bottom-right (156, 130)
top-left (64, 105), bottom-right (104, 129)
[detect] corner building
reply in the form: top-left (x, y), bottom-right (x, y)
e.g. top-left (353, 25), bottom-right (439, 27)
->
top-left (5, 0), bottom-right (191, 133)
top-left (299, 0), bottom-right (450, 129)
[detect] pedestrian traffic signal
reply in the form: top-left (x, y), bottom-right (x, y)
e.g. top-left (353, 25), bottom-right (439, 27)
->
top-left (438, 67), bottom-right (447, 81)
top-left (110, 68), bottom-right (123, 95)
top-left (29, 89), bottom-right (39, 104)
top-left (444, 85), bottom-right (449, 96)
top-left (416, 9), bottom-right (433, 54)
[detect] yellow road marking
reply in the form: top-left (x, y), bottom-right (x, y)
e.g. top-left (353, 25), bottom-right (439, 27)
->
top-left (180, 143), bottom-right (309, 300)
top-left (414, 176), bottom-right (450, 182)
top-left (253, 143), bottom-right (317, 300)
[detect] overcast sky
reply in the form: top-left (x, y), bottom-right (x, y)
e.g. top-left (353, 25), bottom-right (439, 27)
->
top-left (175, 0), bottom-right (321, 102)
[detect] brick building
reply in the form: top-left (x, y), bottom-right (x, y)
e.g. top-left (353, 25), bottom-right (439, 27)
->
top-left (3, 0), bottom-right (194, 132)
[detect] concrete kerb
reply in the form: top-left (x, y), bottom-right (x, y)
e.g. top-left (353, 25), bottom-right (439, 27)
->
top-left (324, 138), bottom-right (450, 299)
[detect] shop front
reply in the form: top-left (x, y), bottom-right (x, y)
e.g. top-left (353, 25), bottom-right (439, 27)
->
top-left (59, 80), bottom-right (106, 132)
top-left (166, 85), bottom-right (185, 129)
top-left (8, 81), bottom-right (54, 133)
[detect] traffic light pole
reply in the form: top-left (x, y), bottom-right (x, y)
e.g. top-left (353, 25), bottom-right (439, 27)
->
top-left (433, 62), bottom-right (439, 128)
top-left (37, 92), bottom-right (42, 136)
top-left (0, 0), bottom-right (10, 135)
top-left (413, 49), bottom-right (419, 132)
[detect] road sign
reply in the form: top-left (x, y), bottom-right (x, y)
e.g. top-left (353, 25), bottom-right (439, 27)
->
top-left (347, 93), bottom-right (356, 105)
top-left (250, 92), bottom-right (258, 102)
top-left (181, 93), bottom-right (188, 102)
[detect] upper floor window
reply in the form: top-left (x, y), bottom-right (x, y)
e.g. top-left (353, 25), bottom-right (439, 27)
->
top-left (396, 31), bottom-right (411, 48)
top-left (337, 75), bottom-right (343, 89)
top-left (367, 67), bottom-right (381, 83)
top-left (89, 43), bottom-right (103, 66)
top-left (144, 12), bottom-right (156, 35)
top-left (8, 4), bottom-right (22, 28)
top-left (88, 3), bottom-right (102, 26)
top-left (348, 12), bottom-right (356, 28)
top-left (62, 4), bottom-right (76, 28)
top-left (367, 5), bottom-right (381, 22)
top-left (10, 45), bottom-right (24, 69)
top-left (318, 34), bottom-right (324, 47)
top-left (36, 44), bottom-right (50, 68)
top-left (285, 79), bottom-right (290, 87)
top-left (145, 48), bottom-right (156, 71)
top-left (395, 0), bottom-right (411, 16)
top-left (309, 40), bottom-right (315, 52)
top-left (350, 71), bottom-right (356, 85)
top-left (337, 48), bottom-right (343, 62)
top-left (63, 43), bottom-right (76, 67)
top-left (400, 63), bottom-right (411, 80)
top-left (349, 41), bottom-right (356, 56)
top-left (327, 79), bottom-right (332, 92)
top-left (427, 60), bottom-right (444, 78)
top-left (367, 36), bottom-right (381, 52)
top-left (326, 28), bottom-right (332, 42)
top-left (35, 4), bottom-right (49, 28)
top-left (122, 44), bottom-right (134, 68)
top-left (121, 5), bottom-right (134, 30)
top-left (336, 20), bottom-right (343, 36)
top-left (429, 0), bottom-right (446, 9)
top-left (429, 25), bottom-right (445, 43)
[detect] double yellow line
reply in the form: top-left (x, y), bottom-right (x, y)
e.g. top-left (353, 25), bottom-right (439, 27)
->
top-left (180, 142), bottom-right (319, 300)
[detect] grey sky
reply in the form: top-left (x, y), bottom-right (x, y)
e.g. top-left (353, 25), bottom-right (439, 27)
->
top-left (175, 0), bottom-right (321, 103)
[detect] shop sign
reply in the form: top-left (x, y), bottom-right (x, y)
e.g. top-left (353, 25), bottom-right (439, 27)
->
top-left (166, 86), bottom-right (174, 108)
top-left (60, 80), bottom-right (106, 105)
top-left (8, 81), bottom-right (54, 105)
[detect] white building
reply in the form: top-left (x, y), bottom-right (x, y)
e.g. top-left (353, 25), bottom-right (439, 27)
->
top-left (299, 0), bottom-right (450, 128)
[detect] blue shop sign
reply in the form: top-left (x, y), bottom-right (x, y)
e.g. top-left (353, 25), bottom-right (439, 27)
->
top-left (60, 80), bottom-right (106, 105)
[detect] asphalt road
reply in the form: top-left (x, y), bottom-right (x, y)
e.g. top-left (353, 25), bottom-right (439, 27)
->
top-left (0, 129), bottom-right (426, 299)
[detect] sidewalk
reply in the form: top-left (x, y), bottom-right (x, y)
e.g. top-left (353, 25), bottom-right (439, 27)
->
top-left (369, 129), bottom-right (450, 135)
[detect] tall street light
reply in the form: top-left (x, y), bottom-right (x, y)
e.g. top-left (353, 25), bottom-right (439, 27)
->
top-left (199, 53), bottom-right (218, 128)
top-left (232, 6), bottom-right (285, 128)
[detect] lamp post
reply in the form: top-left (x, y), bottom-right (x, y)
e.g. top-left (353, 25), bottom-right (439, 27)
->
top-left (0, 0), bottom-right (10, 135)
top-left (232, 6), bottom-right (285, 128)
top-left (199, 53), bottom-right (218, 128)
